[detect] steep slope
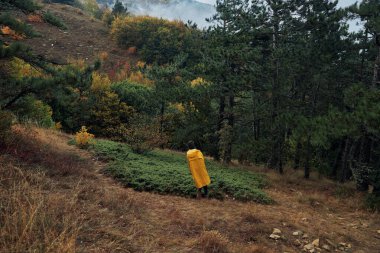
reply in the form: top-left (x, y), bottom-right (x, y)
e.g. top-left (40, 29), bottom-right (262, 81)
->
top-left (0, 2), bottom-right (131, 65)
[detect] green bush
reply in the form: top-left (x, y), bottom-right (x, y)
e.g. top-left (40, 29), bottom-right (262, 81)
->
top-left (126, 115), bottom-right (167, 154)
top-left (43, 11), bottom-right (67, 30)
top-left (1, 0), bottom-right (41, 12)
top-left (111, 16), bottom-right (196, 64)
top-left (14, 96), bottom-right (54, 128)
top-left (364, 194), bottom-right (380, 211)
top-left (0, 13), bottom-right (39, 37)
top-left (92, 139), bottom-right (272, 203)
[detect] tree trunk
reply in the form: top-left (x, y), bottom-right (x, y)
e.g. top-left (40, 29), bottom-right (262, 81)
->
top-left (355, 136), bottom-right (370, 191)
top-left (268, 0), bottom-right (281, 172)
top-left (294, 141), bottom-right (301, 170)
top-left (223, 95), bottom-right (234, 164)
top-left (215, 95), bottom-right (226, 161)
top-left (159, 101), bottom-right (165, 149)
top-left (340, 138), bottom-right (351, 183)
top-left (304, 135), bottom-right (311, 179)
top-left (372, 43), bottom-right (380, 88)
top-left (359, 29), bottom-right (368, 82)
top-left (332, 140), bottom-right (344, 180)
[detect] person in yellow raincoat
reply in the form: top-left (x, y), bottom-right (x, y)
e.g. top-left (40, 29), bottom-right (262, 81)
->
top-left (186, 141), bottom-right (211, 199)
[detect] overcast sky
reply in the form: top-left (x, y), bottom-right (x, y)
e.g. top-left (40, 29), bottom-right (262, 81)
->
top-left (196, 0), bottom-right (360, 8)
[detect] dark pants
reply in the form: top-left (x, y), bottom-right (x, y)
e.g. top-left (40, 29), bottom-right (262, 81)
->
top-left (197, 185), bottom-right (208, 197)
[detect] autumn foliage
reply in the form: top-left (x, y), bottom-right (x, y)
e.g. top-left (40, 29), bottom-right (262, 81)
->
top-left (75, 126), bottom-right (94, 148)
top-left (27, 14), bottom-right (43, 23)
top-left (0, 26), bottom-right (25, 40)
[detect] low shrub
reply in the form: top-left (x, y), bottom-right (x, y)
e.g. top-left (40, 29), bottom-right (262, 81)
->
top-left (364, 193), bottom-right (380, 211)
top-left (75, 126), bottom-right (95, 148)
top-left (14, 96), bottom-right (54, 128)
top-left (43, 11), bottom-right (67, 30)
top-left (92, 139), bottom-right (272, 203)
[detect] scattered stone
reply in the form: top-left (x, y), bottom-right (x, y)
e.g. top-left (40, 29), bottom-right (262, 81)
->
top-left (377, 230), bottom-right (380, 234)
top-left (302, 233), bottom-right (309, 239)
top-left (304, 243), bottom-right (314, 251)
top-left (273, 228), bottom-right (282, 234)
top-left (322, 244), bottom-right (330, 251)
top-left (302, 217), bottom-right (308, 222)
top-left (338, 242), bottom-right (352, 251)
top-left (293, 230), bottom-right (303, 236)
top-left (312, 238), bottom-right (320, 247)
top-left (269, 234), bottom-right (281, 240)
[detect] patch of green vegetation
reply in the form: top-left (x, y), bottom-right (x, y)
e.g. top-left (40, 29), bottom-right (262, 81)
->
top-left (0, 0), bottom-right (41, 12)
top-left (364, 194), bottom-right (380, 211)
top-left (43, 11), bottom-right (67, 30)
top-left (0, 13), bottom-right (40, 37)
top-left (92, 139), bottom-right (272, 204)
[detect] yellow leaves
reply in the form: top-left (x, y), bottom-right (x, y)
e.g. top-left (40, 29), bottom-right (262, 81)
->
top-left (99, 51), bottom-right (109, 62)
top-left (169, 103), bottom-right (185, 112)
top-left (175, 75), bottom-right (182, 82)
top-left (91, 72), bottom-right (111, 92)
top-left (55, 122), bottom-right (62, 130)
top-left (128, 71), bottom-right (153, 86)
top-left (136, 61), bottom-right (146, 68)
top-left (68, 58), bottom-right (86, 71)
top-left (191, 77), bottom-right (210, 88)
top-left (0, 26), bottom-right (25, 40)
top-left (10, 58), bottom-right (43, 79)
top-left (75, 126), bottom-right (94, 148)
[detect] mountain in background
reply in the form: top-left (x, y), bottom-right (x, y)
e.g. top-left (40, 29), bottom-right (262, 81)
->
top-left (97, 0), bottom-right (216, 28)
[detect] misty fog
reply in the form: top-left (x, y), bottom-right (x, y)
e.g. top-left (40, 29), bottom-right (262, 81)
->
top-left (104, 0), bottom-right (216, 28)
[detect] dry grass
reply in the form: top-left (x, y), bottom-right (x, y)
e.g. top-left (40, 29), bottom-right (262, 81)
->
top-left (2, 125), bottom-right (89, 177)
top-left (198, 230), bottom-right (229, 253)
top-left (0, 157), bottom-right (80, 253)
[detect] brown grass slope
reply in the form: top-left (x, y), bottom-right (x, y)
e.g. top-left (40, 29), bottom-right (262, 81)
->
top-left (0, 2), bottom-right (131, 66)
top-left (1, 127), bottom-right (380, 253)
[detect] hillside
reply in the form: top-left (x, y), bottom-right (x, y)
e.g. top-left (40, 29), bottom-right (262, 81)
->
top-left (1, 127), bottom-right (379, 253)
top-left (0, 2), bottom-right (131, 65)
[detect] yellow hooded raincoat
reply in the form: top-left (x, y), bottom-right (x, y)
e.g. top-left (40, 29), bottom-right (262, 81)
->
top-left (186, 149), bottom-right (211, 188)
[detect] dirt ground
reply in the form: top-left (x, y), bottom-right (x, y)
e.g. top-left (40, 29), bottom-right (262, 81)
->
top-left (3, 128), bottom-right (378, 253)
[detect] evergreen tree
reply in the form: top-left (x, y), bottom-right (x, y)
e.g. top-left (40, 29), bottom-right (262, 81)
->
top-left (112, 0), bottom-right (127, 16)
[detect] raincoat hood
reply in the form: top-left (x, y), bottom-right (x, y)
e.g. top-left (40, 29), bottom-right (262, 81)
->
top-left (187, 149), bottom-right (201, 160)
top-left (186, 149), bottom-right (210, 188)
